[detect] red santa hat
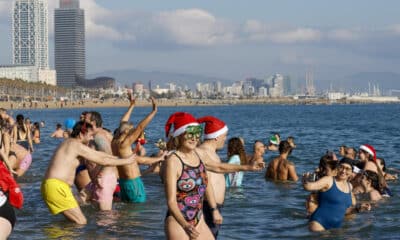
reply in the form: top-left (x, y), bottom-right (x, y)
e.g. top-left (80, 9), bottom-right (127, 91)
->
top-left (359, 144), bottom-right (376, 161)
top-left (165, 112), bottom-right (199, 137)
top-left (197, 116), bottom-right (228, 139)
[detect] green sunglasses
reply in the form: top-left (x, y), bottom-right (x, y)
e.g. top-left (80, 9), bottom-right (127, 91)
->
top-left (184, 125), bottom-right (203, 140)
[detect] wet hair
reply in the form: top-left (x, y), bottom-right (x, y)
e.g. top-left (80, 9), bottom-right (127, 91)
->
top-left (227, 137), bottom-right (247, 165)
top-left (16, 114), bottom-right (24, 122)
top-left (317, 154), bottom-right (338, 179)
top-left (33, 122), bottom-right (40, 130)
top-left (378, 158), bottom-right (387, 172)
top-left (70, 121), bottom-right (93, 138)
top-left (56, 123), bottom-right (62, 129)
top-left (89, 111), bottom-right (103, 128)
top-left (339, 157), bottom-right (354, 171)
top-left (364, 170), bottom-right (383, 192)
top-left (279, 140), bottom-right (292, 154)
top-left (113, 121), bottom-right (134, 139)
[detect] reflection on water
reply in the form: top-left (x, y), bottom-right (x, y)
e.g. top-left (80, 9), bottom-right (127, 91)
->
top-left (8, 105), bottom-right (400, 239)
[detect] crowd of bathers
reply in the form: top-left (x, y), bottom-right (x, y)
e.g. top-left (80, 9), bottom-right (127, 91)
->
top-left (0, 94), bottom-right (398, 239)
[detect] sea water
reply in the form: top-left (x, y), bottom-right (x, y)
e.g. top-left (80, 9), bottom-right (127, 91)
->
top-left (9, 104), bottom-right (400, 239)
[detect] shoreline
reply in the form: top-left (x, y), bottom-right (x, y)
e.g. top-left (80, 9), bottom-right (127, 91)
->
top-left (0, 97), bottom-right (399, 110)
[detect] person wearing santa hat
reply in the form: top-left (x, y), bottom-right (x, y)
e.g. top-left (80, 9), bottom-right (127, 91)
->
top-left (358, 144), bottom-right (391, 197)
top-left (163, 112), bottom-right (222, 240)
top-left (196, 115), bottom-right (265, 238)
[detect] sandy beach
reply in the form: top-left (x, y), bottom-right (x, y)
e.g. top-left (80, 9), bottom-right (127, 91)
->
top-left (0, 97), bottom-right (397, 110)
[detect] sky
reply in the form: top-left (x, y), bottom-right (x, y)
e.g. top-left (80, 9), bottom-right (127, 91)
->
top-left (1, 0), bottom-right (400, 84)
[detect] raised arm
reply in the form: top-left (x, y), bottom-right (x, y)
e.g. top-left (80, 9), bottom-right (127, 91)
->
top-left (120, 90), bottom-right (136, 123)
top-left (121, 97), bottom-right (158, 147)
top-left (26, 124), bottom-right (34, 152)
top-left (76, 142), bottom-right (135, 166)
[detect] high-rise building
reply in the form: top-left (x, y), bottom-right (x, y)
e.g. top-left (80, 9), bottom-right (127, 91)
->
top-left (54, 0), bottom-right (85, 87)
top-left (8, 0), bottom-right (56, 85)
top-left (12, 0), bottom-right (49, 69)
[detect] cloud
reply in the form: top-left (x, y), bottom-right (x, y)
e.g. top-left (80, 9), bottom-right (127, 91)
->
top-left (327, 29), bottom-right (360, 41)
top-left (154, 9), bottom-right (236, 46)
top-left (270, 28), bottom-right (321, 43)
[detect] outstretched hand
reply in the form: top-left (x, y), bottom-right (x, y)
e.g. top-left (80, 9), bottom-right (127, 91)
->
top-left (127, 90), bottom-right (136, 105)
top-left (251, 161), bottom-right (265, 171)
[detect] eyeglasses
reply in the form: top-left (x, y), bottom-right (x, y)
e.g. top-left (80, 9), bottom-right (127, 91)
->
top-left (184, 125), bottom-right (202, 140)
top-left (338, 165), bottom-right (352, 172)
top-left (358, 149), bottom-right (367, 154)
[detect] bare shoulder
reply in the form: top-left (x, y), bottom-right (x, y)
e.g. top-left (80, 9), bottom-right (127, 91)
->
top-left (165, 152), bottom-right (182, 173)
top-left (287, 160), bottom-right (296, 166)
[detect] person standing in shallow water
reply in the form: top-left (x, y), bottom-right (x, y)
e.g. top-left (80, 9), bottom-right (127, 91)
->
top-left (112, 94), bottom-right (162, 203)
top-left (265, 140), bottom-right (298, 181)
top-left (41, 121), bottom-right (136, 224)
top-left (225, 137), bottom-right (248, 187)
top-left (164, 112), bottom-right (222, 240)
top-left (303, 158), bottom-right (369, 232)
top-left (196, 116), bottom-right (265, 238)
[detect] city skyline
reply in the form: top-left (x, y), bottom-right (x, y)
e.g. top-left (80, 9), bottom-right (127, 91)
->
top-left (1, 1), bottom-right (400, 85)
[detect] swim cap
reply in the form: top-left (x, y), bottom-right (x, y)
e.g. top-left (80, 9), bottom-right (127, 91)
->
top-left (64, 118), bottom-right (76, 130)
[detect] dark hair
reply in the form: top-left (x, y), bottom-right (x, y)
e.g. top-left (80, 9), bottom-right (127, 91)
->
top-left (378, 158), bottom-right (387, 172)
top-left (279, 140), bottom-right (292, 154)
top-left (56, 123), bottom-right (62, 129)
top-left (317, 154), bottom-right (338, 179)
top-left (339, 157), bottom-right (354, 171)
top-left (227, 137), bottom-right (247, 165)
top-left (364, 170), bottom-right (383, 192)
top-left (89, 111), bottom-right (103, 127)
top-left (70, 121), bottom-right (93, 138)
top-left (33, 122), bottom-right (40, 129)
top-left (16, 114), bottom-right (24, 122)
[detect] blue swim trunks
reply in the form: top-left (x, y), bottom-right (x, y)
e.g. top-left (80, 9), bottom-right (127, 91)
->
top-left (119, 177), bottom-right (146, 203)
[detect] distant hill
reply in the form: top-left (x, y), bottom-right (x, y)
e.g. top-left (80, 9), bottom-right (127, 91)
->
top-left (319, 72), bottom-right (400, 93)
top-left (89, 69), bottom-right (233, 90)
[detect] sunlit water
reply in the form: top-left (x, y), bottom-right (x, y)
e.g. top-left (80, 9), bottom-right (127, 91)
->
top-left (8, 104), bottom-right (400, 239)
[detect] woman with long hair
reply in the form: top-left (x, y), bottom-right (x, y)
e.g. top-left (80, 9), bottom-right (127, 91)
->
top-left (225, 137), bottom-right (247, 187)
